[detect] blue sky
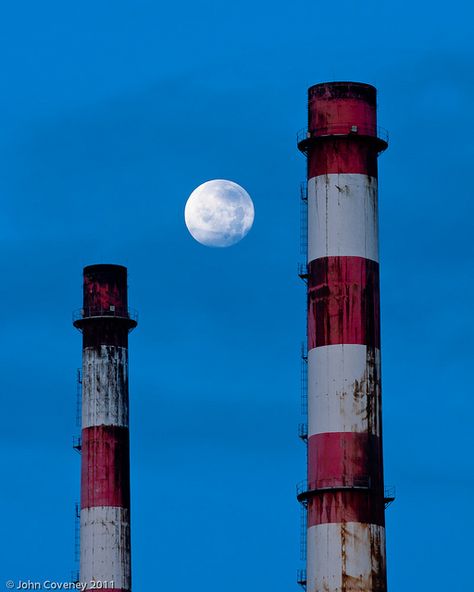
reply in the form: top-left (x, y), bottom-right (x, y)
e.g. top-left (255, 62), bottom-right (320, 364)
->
top-left (0, 1), bottom-right (472, 590)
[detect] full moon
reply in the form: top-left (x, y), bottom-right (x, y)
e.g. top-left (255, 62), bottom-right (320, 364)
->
top-left (184, 179), bottom-right (255, 247)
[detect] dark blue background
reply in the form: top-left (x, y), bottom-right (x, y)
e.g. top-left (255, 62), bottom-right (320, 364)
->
top-left (0, 1), bottom-right (472, 590)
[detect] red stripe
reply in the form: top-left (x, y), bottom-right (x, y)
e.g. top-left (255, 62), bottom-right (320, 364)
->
top-left (81, 265), bottom-right (132, 347)
top-left (306, 432), bottom-right (384, 526)
top-left (81, 425), bottom-right (130, 509)
top-left (82, 320), bottom-right (129, 348)
top-left (307, 138), bottom-right (378, 176)
top-left (308, 256), bottom-right (380, 349)
top-left (308, 83), bottom-right (376, 132)
top-left (307, 489), bottom-right (385, 526)
top-left (308, 432), bottom-right (383, 491)
top-left (309, 100), bottom-right (376, 136)
top-left (306, 83), bottom-right (379, 176)
top-left (83, 264), bottom-right (129, 312)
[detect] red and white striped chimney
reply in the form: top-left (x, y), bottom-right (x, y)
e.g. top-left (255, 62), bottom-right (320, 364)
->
top-left (298, 82), bottom-right (389, 591)
top-left (74, 264), bottom-right (137, 592)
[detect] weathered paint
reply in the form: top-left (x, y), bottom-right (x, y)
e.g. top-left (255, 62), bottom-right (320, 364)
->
top-left (307, 522), bottom-right (386, 592)
top-left (77, 265), bottom-right (134, 592)
top-left (308, 82), bottom-right (377, 135)
top-left (308, 345), bottom-right (381, 437)
top-left (307, 490), bottom-right (385, 527)
top-left (74, 265), bottom-right (136, 348)
top-left (81, 318), bottom-right (131, 349)
top-left (80, 506), bottom-right (130, 590)
top-left (308, 175), bottom-right (378, 263)
top-left (304, 82), bottom-right (384, 178)
top-left (308, 138), bottom-right (380, 178)
top-left (81, 426), bottom-right (130, 508)
top-left (307, 432), bottom-right (383, 494)
top-left (82, 346), bottom-right (129, 429)
top-left (307, 257), bottom-right (380, 350)
top-left (83, 264), bottom-right (129, 317)
top-left (301, 82), bottom-right (388, 591)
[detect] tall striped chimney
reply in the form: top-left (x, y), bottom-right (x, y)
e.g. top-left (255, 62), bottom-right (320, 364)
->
top-left (74, 264), bottom-right (137, 592)
top-left (297, 82), bottom-right (389, 591)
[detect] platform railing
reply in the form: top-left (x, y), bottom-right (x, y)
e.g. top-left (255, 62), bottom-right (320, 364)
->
top-left (297, 476), bottom-right (372, 497)
top-left (72, 435), bottom-right (82, 454)
top-left (384, 485), bottom-right (396, 508)
top-left (297, 263), bottom-right (308, 280)
top-left (72, 307), bottom-right (138, 323)
top-left (297, 124), bottom-right (389, 145)
top-left (298, 422), bottom-right (308, 441)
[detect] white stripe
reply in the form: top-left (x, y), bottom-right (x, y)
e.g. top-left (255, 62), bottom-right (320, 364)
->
top-left (307, 522), bottom-right (386, 592)
top-left (80, 506), bottom-right (130, 590)
top-left (308, 174), bottom-right (379, 262)
top-left (82, 346), bottom-right (129, 429)
top-left (308, 345), bottom-right (381, 437)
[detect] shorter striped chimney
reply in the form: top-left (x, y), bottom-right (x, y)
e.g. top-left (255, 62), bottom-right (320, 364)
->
top-left (74, 264), bottom-right (137, 592)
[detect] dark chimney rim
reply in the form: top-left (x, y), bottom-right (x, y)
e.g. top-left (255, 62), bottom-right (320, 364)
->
top-left (308, 81), bottom-right (376, 92)
top-left (83, 263), bottom-right (128, 274)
